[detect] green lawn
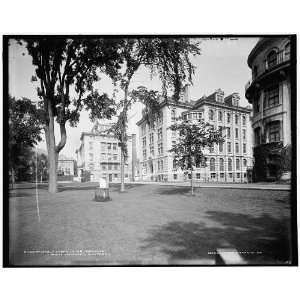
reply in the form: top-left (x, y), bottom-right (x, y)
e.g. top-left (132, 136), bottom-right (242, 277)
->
top-left (8, 183), bottom-right (293, 265)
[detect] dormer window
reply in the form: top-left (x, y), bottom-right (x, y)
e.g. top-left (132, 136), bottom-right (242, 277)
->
top-left (266, 50), bottom-right (277, 69)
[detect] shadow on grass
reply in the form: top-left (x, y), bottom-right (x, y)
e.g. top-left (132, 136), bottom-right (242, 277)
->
top-left (141, 211), bottom-right (292, 265)
top-left (155, 186), bottom-right (193, 196)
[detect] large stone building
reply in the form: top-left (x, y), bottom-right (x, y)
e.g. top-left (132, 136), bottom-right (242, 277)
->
top-left (136, 87), bottom-right (253, 182)
top-left (245, 37), bottom-right (292, 181)
top-left (76, 122), bottom-right (137, 182)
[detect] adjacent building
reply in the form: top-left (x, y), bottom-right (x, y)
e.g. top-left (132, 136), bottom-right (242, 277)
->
top-left (76, 121), bottom-right (137, 182)
top-left (136, 87), bottom-right (253, 182)
top-left (245, 37), bottom-right (292, 181)
top-left (57, 159), bottom-right (76, 176)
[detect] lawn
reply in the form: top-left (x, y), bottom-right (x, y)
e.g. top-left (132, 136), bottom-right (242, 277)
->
top-left (7, 183), bottom-right (293, 265)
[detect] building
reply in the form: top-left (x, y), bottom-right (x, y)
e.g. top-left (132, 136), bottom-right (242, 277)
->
top-left (136, 87), bottom-right (253, 182)
top-left (57, 159), bottom-right (76, 176)
top-left (76, 121), bottom-right (137, 182)
top-left (245, 37), bottom-right (292, 181)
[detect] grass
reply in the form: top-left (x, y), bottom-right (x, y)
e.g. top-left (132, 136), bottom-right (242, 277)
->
top-left (8, 183), bottom-right (292, 266)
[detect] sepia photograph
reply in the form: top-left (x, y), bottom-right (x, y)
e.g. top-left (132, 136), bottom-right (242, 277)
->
top-left (2, 35), bottom-right (297, 267)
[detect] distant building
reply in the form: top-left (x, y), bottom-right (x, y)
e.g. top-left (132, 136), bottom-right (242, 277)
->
top-left (76, 122), bottom-right (137, 182)
top-left (57, 159), bottom-right (75, 176)
top-left (245, 37), bottom-right (291, 181)
top-left (136, 86), bottom-right (253, 183)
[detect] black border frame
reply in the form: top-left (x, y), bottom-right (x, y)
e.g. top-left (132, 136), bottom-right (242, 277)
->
top-left (2, 34), bottom-right (298, 267)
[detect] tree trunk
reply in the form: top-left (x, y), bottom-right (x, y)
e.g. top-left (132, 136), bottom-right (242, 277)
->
top-left (120, 84), bottom-right (129, 193)
top-left (120, 144), bottom-right (125, 192)
top-left (46, 101), bottom-right (58, 193)
top-left (191, 168), bottom-right (194, 196)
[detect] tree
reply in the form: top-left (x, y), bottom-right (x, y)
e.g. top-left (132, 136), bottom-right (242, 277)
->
top-left (169, 119), bottom-right (224, 195)
top-left (20, 38), bottom-right (124, 193)
top-left (111, 38), bottom-right (201, 192)
top-left (8, 96), bottom-right (43, 187)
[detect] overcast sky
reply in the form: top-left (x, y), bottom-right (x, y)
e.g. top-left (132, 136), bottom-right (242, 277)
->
top-left (9, 37), bottom-right (259, 159)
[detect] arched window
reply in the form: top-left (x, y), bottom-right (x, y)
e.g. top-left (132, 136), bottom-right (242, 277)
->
top-left (219, 158), bottom-right (224, 171)
top-left (284, 42), bottom-right (290, 60)
top-left (171, 109), bottom-right (176, 122)
top-left (218, 111), bottom-right (223, 122)
top-left (267, 50), bottom-right (277, 69)
top-left (242, 115), bottom-right (246, 126)
top-left (209, 109), bottom-right (215, 121)
top-left (243, 159), bottom-right (247, 167)
top-left (236, 159), bottom-right (240, 170)
top-left (228, 158), bottom-right (232, 171)
top-left (210, 158), bottom-right (215, 171)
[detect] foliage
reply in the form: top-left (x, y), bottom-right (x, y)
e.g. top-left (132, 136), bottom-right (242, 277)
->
top-left (8, 95), bottom-right (43, 181)
top-left (169, 119), bottom-right (224, 172)
top-left (253, 142), bottom-right (283, 181)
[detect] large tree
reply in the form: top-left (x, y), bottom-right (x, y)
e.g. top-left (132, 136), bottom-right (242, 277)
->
top-left (20, 38), bottom-right (124, 193)
top-left (8, 95), bottom-right (43, 187)
top-left (169, 119), bottom-right (224, 195)
top-left (111, 38), bottom-right (201, 192)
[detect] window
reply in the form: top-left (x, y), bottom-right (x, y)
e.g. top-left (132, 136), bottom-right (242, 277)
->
top-left (218, 111), bottom-right (223, 122)
top-left (264, 85), bottom-right (279, 108)
top-left (254, 96), bottom-right (260, 113)
top-left (150, 145), bottom-right (154, 156)
top-left (235, 142), bottom-right (239, 153)
top-left (101, 143), bottom-right (106, 151)
top-left (158, 142), bottom-right (163, 155)
top-left (149, 133), bottom-right (154, 144)
top-left (113, 143), bottom-right (117, 150)
top-left (285, 42), bottom-right (290, 60)
top-left (173, 174), bottom-right (178, 180)
top-left (255, 127), bottom-right (261, 145)
top-left (227, 113), bottom-right (231, 123)
top-left (227, 127), bottom-right (231, 138)
top-left (210, 173), bottom-right (216, 179)
top-left (235, 114), bottom-right (239, 125)
top-left (114, 174), bottom-right (118, 178)
top-left (268, 121), bottom-right (281, 142)
top-left (210, 158), bottom-right (215, 171)
top-left (242, 129), bottom-right (246, 140)
top-left (267, 50), bottom-right (277, 69)
top-left (113, 154), bottom-right (118, 161)
top-left (173, 159), bottom-right (177, 169)
top-left (227, 142), bottom-right (232, 153)
top-left (141, 124), bottom-right (146, 135)
top-left (107, 153), bottom-right (112, 161)
top-left (236, 159), bottom-right (240, 170)
top-left (236, 173), bottom-right (240, 179)
top-left (143, 149), bottom-right (147, 160)
top-left (242, 116), bottom-right (246, 126)
top-left (219, 158), bottom-right (224, 171)
top-left (209, 145), bottom-right (214, 153)
top-left (142, 137), bottom-right (147, 148)
top-left (228, 158), bottom-right (232, 171)
top-left (160, 160), bottom-right (164, 171)
top-left (219, 142), bottom-right (223, 153)
top-left (243, 159), bottom-right (247, 167)
top-left (252, 65), bottom-right (258, 78)
top-left (157, 128), bottom-right (163, 140)
top-left (196, 173), bottom-right (201, 179)
top-left (171, 109), bottom-right (176, 122)
top-left (235, 128), bottom-right (239, 139)
top-left (243, 143), bottom-right (246, 154)
top-left (107, 143), bottom-right (111, 150)
top-left (209, 109), bottom-right (215, 121)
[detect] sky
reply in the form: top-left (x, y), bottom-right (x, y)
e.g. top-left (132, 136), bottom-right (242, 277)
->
top-left (8, 37), bottom-right (259, 159)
